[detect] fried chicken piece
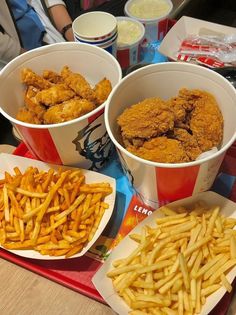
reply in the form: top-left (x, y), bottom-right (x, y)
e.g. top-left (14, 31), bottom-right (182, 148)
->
top-left (167, 88), bottom-right (203, 124)
top-left (172, 128), bottom-right (202, 161)
top-left (128, 137), bottom-right (189, 163)
top-left (61, 66), bottom-right (96, 102)
top-left (189, 90), bottom-right (224, 151)
top-left (25, 85), bottom-right (39, 98)
top-left (16, 107), bottom-right (42, 124)
top-left (122, 137), bottom-right (145, 149)
top-left (35, 84), bottom-right (75, 106)
top-left (167, 98), bottom-right (186, 124)
top-left (93, 78), bottom-right (112, 105)
top-left (24, 86), bottom-right (46, 122)
top-left (117, 98), bottom-right (175, 146)
top-left (43, 98), bottom-right (96, 124)
top-left (42, 70), bottom-right (64, 84)
top-left (21, 68), bottom-right (52, 90)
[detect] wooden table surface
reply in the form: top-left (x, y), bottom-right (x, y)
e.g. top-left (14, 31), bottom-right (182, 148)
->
top-left (0, 258), bottom-right (116, 315)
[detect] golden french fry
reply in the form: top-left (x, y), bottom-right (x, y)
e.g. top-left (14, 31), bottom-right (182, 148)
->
top-left (230, 235), bottom-right (236, 259)
top-left (183, 290), bottom-right (190, 312)
top-left (179, 253), bottom-right (190, 291)
top-left (220, 274), bottom-right (232, 293)
top-left (54, 193), bottom-right (86, 221)
top-left (209, 259), bottom-right (236, 284)
top-left (201, 284), bottom-right (221, 297)
top-left (3, 239), bottom-right (34, 249)
top-left (3, 185), bottom-right (10, 222)
top-left (206, 207), bottom-right (220, 236)
top-left (178, 289), bottom-right (184, 315)
top-left (194, 253), bottom-right (225, 279)
top-left (107, 264), bottom-right (142, 277)
top-left (203, 255), bottom-right (229, 281)
top-left (159, 206), bottom-right (178, 216)
top-left (156, 213), bottom-right (187, 224)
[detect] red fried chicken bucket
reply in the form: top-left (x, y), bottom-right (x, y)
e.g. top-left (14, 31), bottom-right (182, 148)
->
top-left (105, 62), bottom-right (236, 208)
top-left (0, 43), bottom-right (122, 170)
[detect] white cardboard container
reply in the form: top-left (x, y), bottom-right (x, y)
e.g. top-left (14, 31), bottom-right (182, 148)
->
top-left (93, 191), bottom-right (236, 315)
top-left (72, 11), bottom-right (117, 41)
top-left (105, 62), bottom-right (236, 208)
top-left (116, 16), bottom-right (145, 69)
top-left (124, 0), bottom-right (173, 42)
top-left (0, 153), bottom-right (116, 260)
top-left (0, 43), bottom-right (122, 170)
top-left (159, 16), bottom-right (236, 61)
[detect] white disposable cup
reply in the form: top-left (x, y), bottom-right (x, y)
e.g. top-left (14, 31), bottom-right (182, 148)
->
top-left (74, 30), bottom-right (117, 44)
top-left (105, 62), bottom-right (236, 208)
top-left (74, 31), bottom-right (118, 57)
top-left (125, 0), bottom-right (173, 43)
top-left (72, 11), bottom-right (117, 42)
top-left (116, 16), bottom-right (145, 69)
top-left (0, 43), bottom-right (122, 170)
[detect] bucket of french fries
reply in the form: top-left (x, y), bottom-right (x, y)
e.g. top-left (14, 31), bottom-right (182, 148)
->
top-left (105, 62), bottom-right (236, 208)
top-left (0, 42), bottom-right (122, 170)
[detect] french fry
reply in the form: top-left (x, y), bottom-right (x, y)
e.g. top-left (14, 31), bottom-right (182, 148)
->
top-left (230, 235), bottom-right (236, 259)
top-left (178, 289), bottom-right (184, 315)
top-left (220, 273), bottom-right (232, 293)
top-left (3, 185), bottom-right (10, 222)
top-left (209, 259), bottom-right (236, 284)
top-left (179, 253), bottom-right (190, 291)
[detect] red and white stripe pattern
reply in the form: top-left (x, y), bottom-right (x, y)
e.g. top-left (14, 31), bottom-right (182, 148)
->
top-left (117, 44), bottom-right (141, 69)
top-left (143, 18), bottom-right (168, 43)
top-left (14, 109), bottom-right (109, 169)
top-left (119, 151), bottom-right (225, 209)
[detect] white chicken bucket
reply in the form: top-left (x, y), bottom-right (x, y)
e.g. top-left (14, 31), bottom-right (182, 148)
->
top-left (105, 62), bottom-right (236, 207)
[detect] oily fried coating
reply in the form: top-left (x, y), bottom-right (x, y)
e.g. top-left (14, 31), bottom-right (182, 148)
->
top-left (21, 68), bottom-right (52, 90)
top-left (42, 70), bottom-right (64, 84)
top-left (93, 78), bottom-right (112, 105)
top-left (167, 88), bottom-right (202, 124)
top-left (174, 88), bottom-right (202, 111)
top-left (122, 136), bottom-right (145, 149)
top-left (43, 98), bottom-right (96, 124)
top-left (128, 137), bottom-right (189, 163)
top-left (61, 66), bottom-right (96, 102)
top-left (35, 84), bottom-right (75, 106)
top-left (25, 85), bottom-right (39, 98)
top-left (172, 128), bottom-right (202, 161)
top-left (117, 98), bottom-right (175, 143)
top-left (24, 86), bottom-right (46, 122)
top-left (189, 90), bottom-right (224, 151)
top-left (16, 107), bottom-right (42, 124)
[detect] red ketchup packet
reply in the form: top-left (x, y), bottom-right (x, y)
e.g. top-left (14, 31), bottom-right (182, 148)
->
top-left (177, 35), bottom-right (236, 68)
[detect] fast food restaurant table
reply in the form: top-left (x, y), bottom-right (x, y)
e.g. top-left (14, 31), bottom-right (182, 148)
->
top-left (0, 258), bottom-right (115, 315)
top-left (0, 141), bottom-right (236, 315)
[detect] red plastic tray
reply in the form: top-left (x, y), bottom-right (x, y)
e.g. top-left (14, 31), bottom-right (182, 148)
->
top-left (1, 142), bottom-right (236, 312)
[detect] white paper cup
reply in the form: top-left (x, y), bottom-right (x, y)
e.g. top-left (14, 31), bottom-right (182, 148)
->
top-left (72, 12), bottom-right (118, 57)
top-left (116, 16), bottom-right (145, 69)
top-left (125, 0), bottom-right (173, 43)
top-left (97, 34), bottom-right (118, 57)
top-left (105, 62), bottom-right (236, 208)
top-left (0, 43), bottom-right (122, 170)
top-left (72, 11), bottom-right (117, 42)
top-left (74, 30), bottom-right (117, 45)
top-left (74, 31), bottom-right (118, 57)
